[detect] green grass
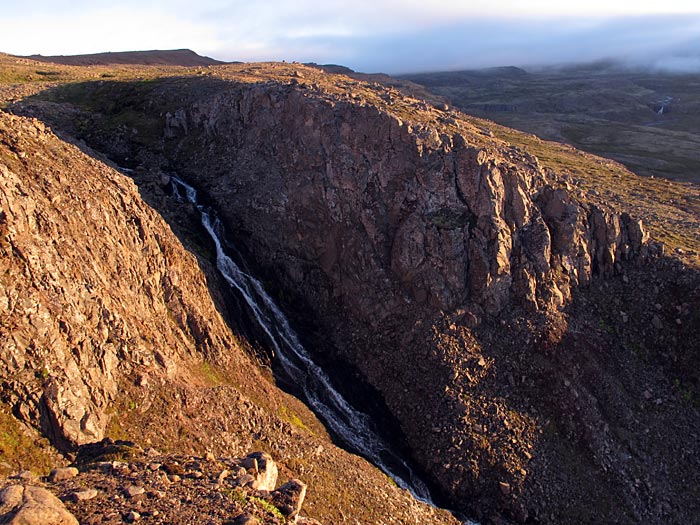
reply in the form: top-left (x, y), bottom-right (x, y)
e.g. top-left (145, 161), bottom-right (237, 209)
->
top-left (222, 488), bottom-right (286, 522)
top-left (251, 496), bottom-right (286, 521)
top-left (198, 361), bottom-right (226, 386)
top-left (0, 408), bottom-right (55, 475)
top-left (278, 405), bottom-right (314, 435)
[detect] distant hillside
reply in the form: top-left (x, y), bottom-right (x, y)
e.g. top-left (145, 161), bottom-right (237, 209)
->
top-left (26, 49), bottom-right (225, 67)
top-left (399, 63), bottom-right (700, 182)
top-left (403, 66), bottom-right (528, 86)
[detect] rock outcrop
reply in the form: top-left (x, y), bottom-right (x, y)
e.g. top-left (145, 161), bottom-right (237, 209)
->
top-left (269, 479), bottom-right (307, 520)
top-left (241, 452), bottom-right (278, 492)
top-left (0, 485), bottom-right (78, 525)
top-left (163, 80), bottom-right (649, 318)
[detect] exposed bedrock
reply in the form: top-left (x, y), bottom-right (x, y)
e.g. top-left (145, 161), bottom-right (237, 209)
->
top-left (144, 81), bottom-right (655, 519)
top-left (166, 85), bottom-right (648, 317)
top-left (16, 70), bottom-right (695, 524)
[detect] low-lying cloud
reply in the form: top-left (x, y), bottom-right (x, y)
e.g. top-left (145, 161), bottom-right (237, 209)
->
top-left (651, 55), bottom-right (700, 73)
top-left (2, 2), bottom-right (700, 75)
top-left (275, 14), bottom-right (700, 74)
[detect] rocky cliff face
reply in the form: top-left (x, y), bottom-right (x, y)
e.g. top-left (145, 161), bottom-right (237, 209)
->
top-left (165, 78), bottom-right (650, 319)
top-left (8, 62), bottom-right (700, 524)
top-left (130, 69), bottom-right (660, 514)
top-left (0, 110), bottom-right (457, 525)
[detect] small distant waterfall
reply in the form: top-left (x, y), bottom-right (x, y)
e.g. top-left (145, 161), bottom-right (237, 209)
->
top-left (170, 176), bottom-right (437, 505)
top-left (657, 96), bottom-right (673, 115)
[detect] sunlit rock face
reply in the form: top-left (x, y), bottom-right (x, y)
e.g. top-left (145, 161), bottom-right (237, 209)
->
top-left (13, 62), bottom-right (698, 525)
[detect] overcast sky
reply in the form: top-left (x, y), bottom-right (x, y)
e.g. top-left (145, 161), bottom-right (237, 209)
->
top-left (2, 1), bottom-right (700, 73)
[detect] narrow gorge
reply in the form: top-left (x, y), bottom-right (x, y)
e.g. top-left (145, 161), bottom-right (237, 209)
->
top-left (169, 175), bottom-right (435, 505)
top-left (2, 58), bottom-right (699, 524)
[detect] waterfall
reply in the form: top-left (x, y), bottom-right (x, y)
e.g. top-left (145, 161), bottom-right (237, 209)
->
top-left (170, 176), bottom-right (437, 505)
top-left (657, 96), bottom-right (672, 115)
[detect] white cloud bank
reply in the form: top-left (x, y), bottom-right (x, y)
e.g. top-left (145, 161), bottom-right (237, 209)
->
top-left (2, 2), bottom-right (700, 73)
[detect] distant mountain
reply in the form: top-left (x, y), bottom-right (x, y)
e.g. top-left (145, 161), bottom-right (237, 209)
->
top-left (26, 49), bottom-right (225, 67)
top-left (304, 62), bottom-right (355, 75)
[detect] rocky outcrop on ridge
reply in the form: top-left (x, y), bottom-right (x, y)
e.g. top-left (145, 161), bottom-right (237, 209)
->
top-left (7, 61), bottom-right (700, 524)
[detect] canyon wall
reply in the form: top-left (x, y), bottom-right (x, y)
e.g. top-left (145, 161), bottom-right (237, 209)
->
top-left (10, 64), bottom-right (698, 523)
top-left (0, 110), bottom-right (457, 525)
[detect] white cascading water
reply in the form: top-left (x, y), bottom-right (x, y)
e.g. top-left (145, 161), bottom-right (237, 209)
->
top-left (657, 96), bottom-right (672, 115)
top-left (170, 176), bottom-right (436, 505)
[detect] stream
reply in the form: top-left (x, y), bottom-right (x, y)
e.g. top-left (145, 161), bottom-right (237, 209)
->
top-left (170, 176), bottom-right (439, 506)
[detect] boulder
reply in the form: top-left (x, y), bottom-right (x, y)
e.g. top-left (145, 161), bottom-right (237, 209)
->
top-left (242, 452), bottom-right (278, 491)
top-left (270, 479), bottom-right (307, 519)
top-left (69, 488), bottom-right (98, 502)
top-left (48, 467), bottom-right (79, 482)
top-left (0, 485), bottom-right (79, 525)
